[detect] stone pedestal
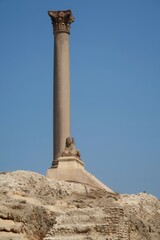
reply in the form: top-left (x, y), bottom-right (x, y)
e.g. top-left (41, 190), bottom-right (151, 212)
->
top-left (46, 157), bottom-right (113, 192)
top-left (47, 157), bottom-right (84, 182)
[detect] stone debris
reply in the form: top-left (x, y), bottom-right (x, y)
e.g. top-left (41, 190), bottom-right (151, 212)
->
top-left (0, 171), bottom-right (159, 240)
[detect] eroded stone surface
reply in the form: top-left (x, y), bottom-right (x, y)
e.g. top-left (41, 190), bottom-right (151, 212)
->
top-left (0, 171), bottom-right (159, 240)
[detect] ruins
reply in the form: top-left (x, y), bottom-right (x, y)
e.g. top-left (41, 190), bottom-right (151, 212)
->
top-left (46, 10), bottom-right (113, 192)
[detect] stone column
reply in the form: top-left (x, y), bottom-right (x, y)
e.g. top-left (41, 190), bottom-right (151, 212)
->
top-left (48, 10), bottom-right (74, 166)
top-left (46, 10), bottom-right (113, 193)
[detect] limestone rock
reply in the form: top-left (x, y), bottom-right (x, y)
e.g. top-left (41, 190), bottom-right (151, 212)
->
top-left (0, 171), bottom-right (159, 240)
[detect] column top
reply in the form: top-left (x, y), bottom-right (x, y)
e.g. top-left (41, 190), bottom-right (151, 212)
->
top-left (48, 10), bottom-right (74, 34)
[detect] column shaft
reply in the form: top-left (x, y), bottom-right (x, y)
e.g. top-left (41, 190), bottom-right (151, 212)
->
top-left (54, 33), bottom-right (70, 160)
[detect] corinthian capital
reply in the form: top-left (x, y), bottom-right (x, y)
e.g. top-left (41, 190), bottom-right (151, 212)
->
top-left (48, 10), bottom-right (74, 34)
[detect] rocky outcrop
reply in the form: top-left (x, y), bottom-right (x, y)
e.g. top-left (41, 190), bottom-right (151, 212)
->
top-left (0, 171), bottom-right (159, 240)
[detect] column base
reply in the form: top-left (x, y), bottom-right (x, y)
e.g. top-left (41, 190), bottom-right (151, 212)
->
top-left (46, 156), bottom-right (113, 192)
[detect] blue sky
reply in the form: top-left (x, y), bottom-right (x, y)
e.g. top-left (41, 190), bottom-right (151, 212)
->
top-left (0, 0), bottom-right (160, 198)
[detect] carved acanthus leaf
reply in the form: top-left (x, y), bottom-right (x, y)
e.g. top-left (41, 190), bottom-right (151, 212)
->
top-left (48, 10), bottom-right (74, 34)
